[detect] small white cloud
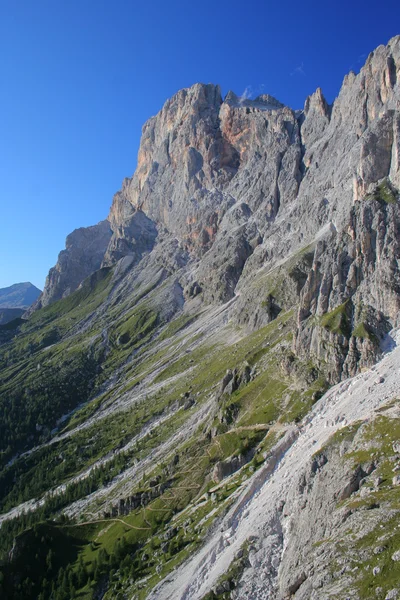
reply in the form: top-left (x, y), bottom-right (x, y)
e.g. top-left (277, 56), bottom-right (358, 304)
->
top-left (349, 53), bottom-right (367, 72)
top-left (237, 84), bottom-right (269, 104)
top-left (290, 62), bottom-right (305, 77)
top-left (239, 85), bottom-right (253, 104)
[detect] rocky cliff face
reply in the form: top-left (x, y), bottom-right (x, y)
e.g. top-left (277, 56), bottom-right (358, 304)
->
top-left (34, 220), bottom-right (112, 308)
top-left (38, 35), bottom-right (400, 379)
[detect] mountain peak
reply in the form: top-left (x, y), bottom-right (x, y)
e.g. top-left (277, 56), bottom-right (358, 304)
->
top-left (0, 282), bottom-right (41, 308)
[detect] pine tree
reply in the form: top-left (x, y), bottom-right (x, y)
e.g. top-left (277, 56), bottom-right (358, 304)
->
top-left (46, 548), bottom-right (54, 573)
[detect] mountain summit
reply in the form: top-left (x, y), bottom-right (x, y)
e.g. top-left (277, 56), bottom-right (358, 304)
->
top-left (1, 35), bottom-right (400, 600)
top-left (38, 35), bottom-right (400, 379)
top-left (0, 282), bottom-right (41, 309)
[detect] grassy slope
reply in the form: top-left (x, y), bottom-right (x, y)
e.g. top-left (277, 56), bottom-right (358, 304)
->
top-left (0, 248), bottom-right (336, 600)
top-left (309, 411), bottom-right (400, 599)
top-left (0, 244), bottom-right (336, 598)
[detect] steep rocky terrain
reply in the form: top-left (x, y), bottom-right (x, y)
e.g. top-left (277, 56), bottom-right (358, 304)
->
top-left (33, 220), bottom-right (112, 309)
top-left (1, 35), bottom-right (400, 600)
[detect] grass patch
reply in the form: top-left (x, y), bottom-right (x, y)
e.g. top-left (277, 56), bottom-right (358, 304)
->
top-left (366, 180), bottom-right (398, 205)
top-left (320, 301), bottom-right (351, 337)
top-left (352, 321), bottom-right (377, 342)
top-left (354, 516), bottom-right (400, 599)
top-left (158, 312), bottom-right (199, 342)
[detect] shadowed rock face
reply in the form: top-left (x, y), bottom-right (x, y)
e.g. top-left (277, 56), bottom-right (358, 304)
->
top-left (38, 35), bottom-right (400, 379)
top-left (34, 220), bottom-right (112, 308)
top-left (293, 195), bottom-right (400, 382)
top-left (0, 282), bottom-right (41, 309)
top-left (102, 208), bottom-right (158, 267)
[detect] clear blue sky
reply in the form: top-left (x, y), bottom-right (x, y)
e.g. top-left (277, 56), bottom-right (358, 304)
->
top-left (1, 0), bottom-right (399, 289)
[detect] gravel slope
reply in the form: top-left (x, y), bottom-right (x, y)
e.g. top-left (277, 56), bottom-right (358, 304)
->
top-left (147, 329), bottom-right (400, 599)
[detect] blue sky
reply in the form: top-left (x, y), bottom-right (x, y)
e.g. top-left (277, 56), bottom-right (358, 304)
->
top-left (1, 0), bottom-right (399, 289)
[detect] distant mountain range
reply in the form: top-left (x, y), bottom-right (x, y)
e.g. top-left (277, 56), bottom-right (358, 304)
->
top-left (0, 282), bottom-right (41, 309)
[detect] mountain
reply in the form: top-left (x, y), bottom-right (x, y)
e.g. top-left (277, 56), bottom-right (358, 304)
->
top-left (0, 282), bottom-right (41, 309)
top-left (0, 308), bottom-right (25, 326)
top-left (1, 36), bottom-right (400, 600)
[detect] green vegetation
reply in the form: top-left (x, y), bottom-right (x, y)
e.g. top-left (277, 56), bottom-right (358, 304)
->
top-left (352, 320), bottom-right (377, 341)
top-left (208, 429), bottom-right (266, 461)
top-left (366, 179), bottom-right (398, 205)
top-left (0, 268), bottom-right (115, 465)
top-left (0, 251), bottom-right (332, 600)
top-left (158, 312), bottom-right (199, 342)
top-left (113, 306), bottom-right (158, 349)
top-left (0, 519), bottom-right (141, 600)
top-left (27, 267), bottom-right (113, 334)
top-left (350, 303), bottom-right (380, 343)
top-left (354, 515), bottom-right (400, 598)
top-left (346, 414), bottom-right (400, 492)
top-left (0, 317), bottom-right (26, 332)
top-left (312, 411), bottom-right (400, 599)
top-left (228, 372), bottom-right (284, 427)
top-left (316, 421), bottom-right (363, 457)
top-left (347, 465), bottom-right (400, 597)
top-left (281, 378), bottom-right (327, 424)
top-left (0, 303), bottom-right (304, 598)
top-left (0, 344), bottom-right (100, 466)
top-left (319, 301), bottom-right (351, 337)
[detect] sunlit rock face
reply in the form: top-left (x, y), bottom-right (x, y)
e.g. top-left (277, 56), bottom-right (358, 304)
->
top-left (106, 82), bottom-right (301, 261)
top-left (39, 36), bottom-right (400, 374)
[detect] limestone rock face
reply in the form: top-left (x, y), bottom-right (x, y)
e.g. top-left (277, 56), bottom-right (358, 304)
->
top-left (108, 83), bottom-right (231, 256)
top-left (108, 82), bottom-right (301, 240)
top-left (102, 202), bottom-right (158, 267)
top-left (233, 35), bottom-right (400, 379)
top-left (300, 87), bottom-right (331, 148)
top-left (294, 193), bottom-right (400, 382)
top-left (35, 220), bottom-right (112, 308)
top-left (105, 82), bottom-right (302, 300)
top-left (38, 35), bottom-right (400, 382)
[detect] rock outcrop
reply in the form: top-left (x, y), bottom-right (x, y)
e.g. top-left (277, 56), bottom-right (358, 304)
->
top-left (34, 220), bottom-right (112, 308)
top-left (38, 35), bottom-right (400, 382)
